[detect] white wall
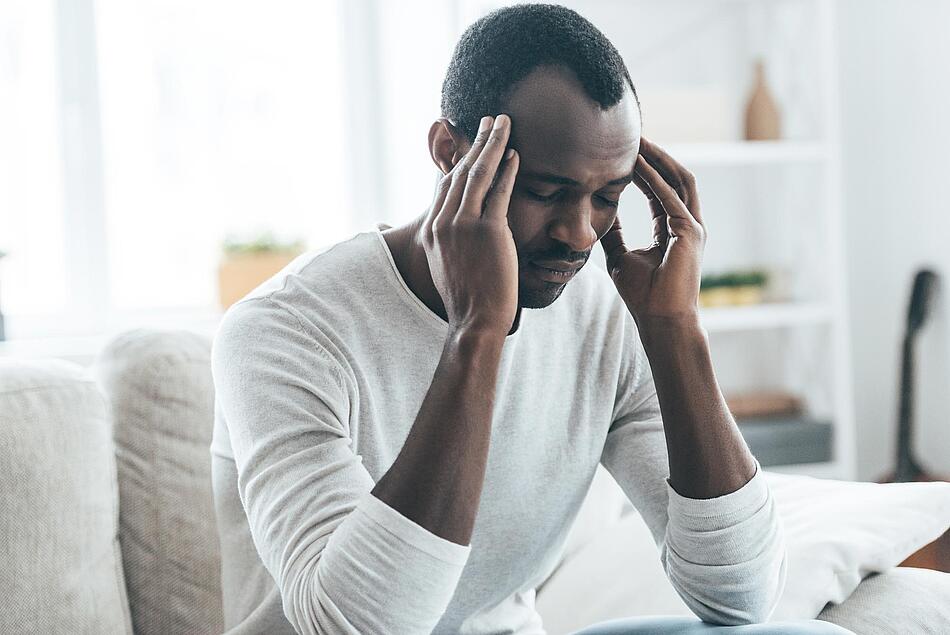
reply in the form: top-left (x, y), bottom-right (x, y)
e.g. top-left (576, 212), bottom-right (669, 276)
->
top-left (838, 0), bottom-right (950, 480)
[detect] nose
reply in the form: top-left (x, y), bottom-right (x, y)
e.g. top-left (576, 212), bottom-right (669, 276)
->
top-left (547, 204), bottom-right (598, 254)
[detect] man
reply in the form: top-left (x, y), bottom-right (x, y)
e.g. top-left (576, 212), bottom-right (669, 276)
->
top-left (210, 4), bottom-right (853, 634)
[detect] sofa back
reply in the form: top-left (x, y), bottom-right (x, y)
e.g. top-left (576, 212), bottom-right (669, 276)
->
top-left (94, 330), bottom-right (224, 634)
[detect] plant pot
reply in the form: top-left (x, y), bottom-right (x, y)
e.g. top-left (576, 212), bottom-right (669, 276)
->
top-left (699, 285), bottom-right (764, 308)
top-left (217, 252), bottom-right (299, 310)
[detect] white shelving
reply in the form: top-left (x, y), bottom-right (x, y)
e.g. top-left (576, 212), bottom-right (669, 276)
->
top-left (700, 302), bottom-right (831, 332)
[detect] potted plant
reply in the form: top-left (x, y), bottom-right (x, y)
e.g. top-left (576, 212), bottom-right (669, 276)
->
top-left (699, 268), bottom-right (769, 307)
top-left (217, 233), bottom-right (305, 309)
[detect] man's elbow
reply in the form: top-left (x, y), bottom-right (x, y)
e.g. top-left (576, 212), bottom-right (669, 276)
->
top-left (277, 555), bottom-right (359, 635)
top-left (678, 579), bottom-right (783, 626)
top-left (277, 561), bottom-right (324, 635)
top-left (667, 543), bottom-right (788, 626)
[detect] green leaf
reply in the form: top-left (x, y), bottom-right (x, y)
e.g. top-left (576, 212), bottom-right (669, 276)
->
top-left (701, 268), bottom-right (768, 289)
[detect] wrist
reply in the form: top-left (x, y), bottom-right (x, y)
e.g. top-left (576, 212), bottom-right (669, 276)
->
top-left (446, 323), bottom-right (508, 351)
top-left (634, 312), bottom-right (706, 353)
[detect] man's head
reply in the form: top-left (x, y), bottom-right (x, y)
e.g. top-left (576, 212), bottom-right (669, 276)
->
top-left (431, 3), bottom-right (642, 309)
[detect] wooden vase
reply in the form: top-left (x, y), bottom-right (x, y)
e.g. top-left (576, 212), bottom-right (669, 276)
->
top-left (744, 58), bottom-right (781, 141)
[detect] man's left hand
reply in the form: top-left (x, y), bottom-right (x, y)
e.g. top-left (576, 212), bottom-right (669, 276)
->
top-left (600, 136), bottom-right (706, 323)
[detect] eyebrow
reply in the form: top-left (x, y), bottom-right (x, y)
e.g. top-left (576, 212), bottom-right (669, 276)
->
top-left (519, 170), bottom-right (633, 187)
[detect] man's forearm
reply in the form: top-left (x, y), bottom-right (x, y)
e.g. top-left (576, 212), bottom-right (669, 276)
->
top-left (636, 314), bottom-right (757, 499)
top-left (371, 326), bottom-right (505, 545)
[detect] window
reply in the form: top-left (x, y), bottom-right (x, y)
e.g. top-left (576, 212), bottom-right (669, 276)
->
top-left (96, 0), bottom-right (349, 311)
top-left (0, 0), bottom-right (68, 318)
top-left (0, 0), bottom-right (351, 337)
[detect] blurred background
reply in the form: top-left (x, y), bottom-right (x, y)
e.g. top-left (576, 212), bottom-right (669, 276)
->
top-left (1, 0), bottom-right (948, 483)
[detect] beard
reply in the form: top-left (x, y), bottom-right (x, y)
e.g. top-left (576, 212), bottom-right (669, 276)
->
top-left (515, 248), bottom-right (590, 309)
top-left (518, 280), bottom-right (568, 309)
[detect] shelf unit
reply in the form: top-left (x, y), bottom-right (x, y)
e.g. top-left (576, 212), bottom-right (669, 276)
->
top-left (457, 0), bottom-right (856, 479)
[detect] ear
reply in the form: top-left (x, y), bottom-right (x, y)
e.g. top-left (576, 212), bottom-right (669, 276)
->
top-left (428, 117), bottom-right (472, 175)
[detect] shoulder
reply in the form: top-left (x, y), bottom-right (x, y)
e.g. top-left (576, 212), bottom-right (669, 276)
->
top-left (213, 232), bottom-right (378, 361)
top-left (212, 293), bottom-right (350, 397)
top-left (237, 230), bottom-right (383, 307)
top-left (216, 229), bottom-right (387, 341)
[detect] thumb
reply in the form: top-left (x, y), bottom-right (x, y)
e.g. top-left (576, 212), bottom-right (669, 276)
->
top-left (630, 240), bottom-right (665, 270)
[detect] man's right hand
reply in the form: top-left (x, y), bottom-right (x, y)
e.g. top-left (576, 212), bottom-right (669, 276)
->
top-left (422, 114), bottom-right (521, 336)
top-left (373, 114), bottom-right (519, 548)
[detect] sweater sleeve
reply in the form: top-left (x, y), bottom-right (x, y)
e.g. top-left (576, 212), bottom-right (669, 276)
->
top-left (211, 297), bottom-right (470, 634)
top-left (599, 311), bottom-right (787, 626)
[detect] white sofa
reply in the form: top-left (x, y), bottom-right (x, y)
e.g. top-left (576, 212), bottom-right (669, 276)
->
top-left (1, 329), bottom-right (949, 634)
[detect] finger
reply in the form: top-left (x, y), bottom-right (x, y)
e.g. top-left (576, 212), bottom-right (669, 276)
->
top-left (436, 115), bottom-right (495, 227)
top-left (458, 114), bottom-right (512, 219)
top-left (631, 171), bottom-right (669, 247)
top-left (635, 157), bottom-right (705, 246)
top-left (428, 163), bottom-right (456, 218)
top-left (423, 171), bottom-right (454, 245)
top-left (638, 138), bottom-right (690, 206)
top-left (634, 155), bottom-right (695, 224)
top-left (483, 147), bottom-right (520, 220)
top-left (638, 137), bottom-right (703, 225)
top-left (600, 215), bottom-right (630, 274)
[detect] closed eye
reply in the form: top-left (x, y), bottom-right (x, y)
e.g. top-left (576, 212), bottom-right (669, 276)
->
top-left (525, 189), bottom-right (620, 208)
top-left (526, 189), bottom-right (561, 203)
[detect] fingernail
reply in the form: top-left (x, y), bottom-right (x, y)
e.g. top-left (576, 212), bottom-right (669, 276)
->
top-left (504, 148), bottom-right (515, 160)
top-left (494, 114), bottom-right (508, 129)
top-left (479, 116), bottom-right (492, 132)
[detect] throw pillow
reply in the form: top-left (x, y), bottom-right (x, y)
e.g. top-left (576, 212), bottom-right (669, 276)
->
top-left (535, 471), bottom-right (950, 634)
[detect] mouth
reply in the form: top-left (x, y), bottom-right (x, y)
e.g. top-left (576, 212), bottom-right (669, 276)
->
top-left (529, 260), bottom-right (583, 283)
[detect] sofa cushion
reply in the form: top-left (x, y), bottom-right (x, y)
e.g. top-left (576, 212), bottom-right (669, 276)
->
top-left (817, 566), bottom-right (950, 634)
top-left (94, 330), bottom-right (224, 635)
top-left (536, 471), bottom-right (950, 633)
top-left (0, 359), bottom-right (132, 634)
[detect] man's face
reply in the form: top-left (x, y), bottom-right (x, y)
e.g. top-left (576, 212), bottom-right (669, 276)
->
top-left (500, 65), bottom-right (641, 308)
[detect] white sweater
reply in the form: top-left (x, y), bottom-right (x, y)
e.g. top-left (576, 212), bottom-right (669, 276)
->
top-left (209, 223), bottom-right (787, 634)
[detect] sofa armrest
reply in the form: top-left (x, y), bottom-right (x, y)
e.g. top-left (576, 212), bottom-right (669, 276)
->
top-left (0, 359), bottom-right (132, 633)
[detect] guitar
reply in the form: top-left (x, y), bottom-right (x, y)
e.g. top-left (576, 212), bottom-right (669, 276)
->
top-left (878, 268), bottom-right (948, 571)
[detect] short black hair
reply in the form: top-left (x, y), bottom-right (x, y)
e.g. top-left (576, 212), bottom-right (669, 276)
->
top-left (441, 3), bottom-right (640, 143)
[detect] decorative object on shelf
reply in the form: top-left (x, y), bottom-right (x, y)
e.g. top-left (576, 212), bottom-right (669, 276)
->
top-left (699, 269), bottom-right (768, 307)
top-left (217, 233), bottom-right (306, 310)
top-left (726, 390), bottom-right (804, 420)
top-left (743, 58), bottom-right (782, 141)
top-left (0, 250), bottom-right (5, 342)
